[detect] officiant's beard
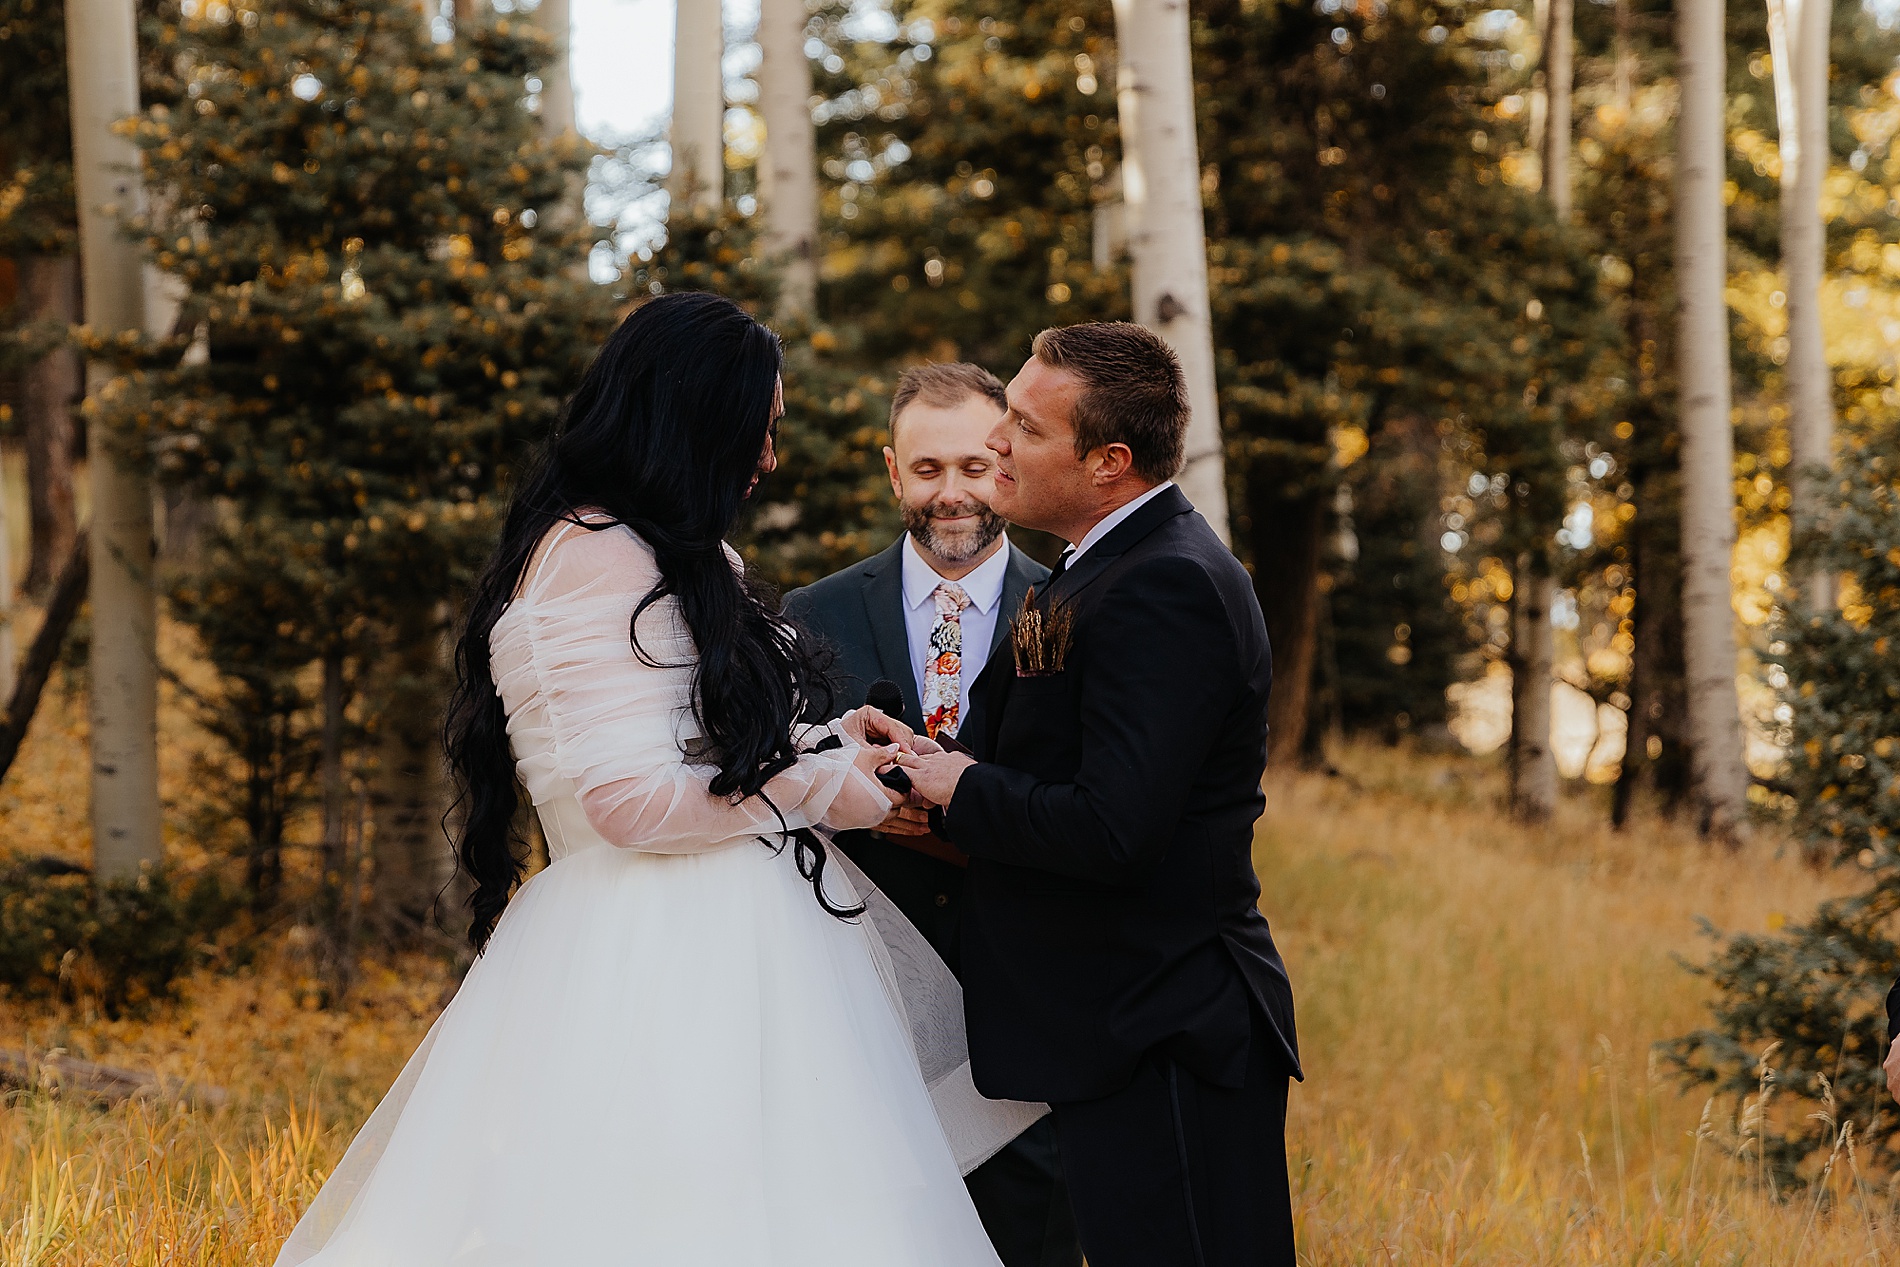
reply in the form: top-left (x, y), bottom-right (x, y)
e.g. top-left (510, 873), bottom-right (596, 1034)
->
top-left (904, 497), bottom-right (1006, 565)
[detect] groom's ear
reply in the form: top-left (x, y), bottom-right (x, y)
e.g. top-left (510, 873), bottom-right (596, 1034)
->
top-left (1088, 442), bottom-right (1137, 485)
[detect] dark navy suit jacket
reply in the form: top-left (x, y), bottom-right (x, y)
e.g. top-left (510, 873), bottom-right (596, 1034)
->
top-left (941, 486), bottom-right (1301, 1104)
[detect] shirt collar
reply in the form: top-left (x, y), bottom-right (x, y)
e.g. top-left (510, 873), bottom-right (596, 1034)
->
top-left (901, 533), bottom-right (1011, 614)
top-left (1066, 482), bottom-right (1175, 567)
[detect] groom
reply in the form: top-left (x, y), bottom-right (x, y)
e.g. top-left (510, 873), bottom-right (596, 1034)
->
top-left (899, 322), bottom-right (1302, 1267)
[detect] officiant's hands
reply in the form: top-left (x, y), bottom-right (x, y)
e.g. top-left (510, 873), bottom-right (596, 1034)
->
top-left (877, 801), bottom-right (934, 836)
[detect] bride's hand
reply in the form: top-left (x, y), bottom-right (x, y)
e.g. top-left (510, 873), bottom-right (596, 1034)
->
top-left (840, 705), bottom-right (916, 753)
top-left (851, 742), bottom-right (907, 804)
top-left (818, 741), bottom-right (906, 832)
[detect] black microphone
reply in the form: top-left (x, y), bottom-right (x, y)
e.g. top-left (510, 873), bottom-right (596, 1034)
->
top-left (863, 679), bottom-right (912, 794)
top-left (865, 679), bottom-right (906, 719)
top-left (866, 683), bottom-right (915, 794)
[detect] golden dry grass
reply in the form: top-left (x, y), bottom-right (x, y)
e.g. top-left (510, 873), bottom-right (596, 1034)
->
top-left (1266, 744), bottom-right (1877, 1263)
top-left (0, 734), bottom-right (1888, 1264)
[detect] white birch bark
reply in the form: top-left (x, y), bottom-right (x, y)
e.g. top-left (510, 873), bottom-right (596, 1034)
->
top-left (1110, 0), bottom-right (1230, 543)
top-left (1675, 0), bottom-right (1752, 839)
top-left (1767, 0), bottom-right (1834, 607)
top-left (1509, 0), bottom-right (1571, 821)
top-left (1543, 0), bottom-right (1574, 217)
top-left (537, 0), bottom-right (576, 138)
top-left (755, 0), bottom-right (819, 316)
top-left (670, 0), bottom-right (726, 216)
top-left (1511, 568), bottom-right (1558, 818)
top-left (1614, 0), bottom-right (1633, 115)
top-left (63, 0), bottom-right (164, 877)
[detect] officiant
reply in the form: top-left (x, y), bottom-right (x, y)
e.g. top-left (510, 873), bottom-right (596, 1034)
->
top-left (782, 363), bottom-right (1079, 1267)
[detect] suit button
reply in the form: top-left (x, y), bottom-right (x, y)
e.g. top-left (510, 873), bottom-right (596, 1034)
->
top-left (935, 894), bottom-right (949, 907)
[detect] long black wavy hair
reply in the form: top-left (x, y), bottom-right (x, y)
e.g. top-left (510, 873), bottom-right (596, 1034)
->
top-left (446, 291), bottom-right (851, 954)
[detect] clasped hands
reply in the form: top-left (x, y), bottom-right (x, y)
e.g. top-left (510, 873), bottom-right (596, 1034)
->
top-left (836, 704), bottom-right (976, 838)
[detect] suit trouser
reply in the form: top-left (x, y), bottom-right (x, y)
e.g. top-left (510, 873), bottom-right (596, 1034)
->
top-left (1049, 1006), bottom-right (1295, 1267)
top-left (964, 1116), bottom-right (1084, 1267)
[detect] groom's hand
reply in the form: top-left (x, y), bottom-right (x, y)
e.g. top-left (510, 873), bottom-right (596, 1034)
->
top-left (896, 750), bottom-right (977, 807)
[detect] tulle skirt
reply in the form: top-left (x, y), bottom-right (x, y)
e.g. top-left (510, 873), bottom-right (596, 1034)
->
top-left (276, 841), bottom-right (1007, 1266)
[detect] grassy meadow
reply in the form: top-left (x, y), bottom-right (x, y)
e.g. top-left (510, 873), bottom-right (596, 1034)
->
top-left (0, 718), bottom-right (1888, 1263)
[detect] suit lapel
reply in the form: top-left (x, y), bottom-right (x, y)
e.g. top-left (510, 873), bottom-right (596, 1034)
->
top-left (1047, 485), bottom-right (1197, 606)
top-left (992, 543), bottom-right (1041, 657)
top-left (859, 539), bottom-right (926, 728)
top-left (971, 647), bottom-right (1012, 760)
top-left (963, 542), bottom-right (1045, 751)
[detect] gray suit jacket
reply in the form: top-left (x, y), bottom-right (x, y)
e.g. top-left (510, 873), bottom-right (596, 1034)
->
top-left (782, 536), bottom-right (1048, 736)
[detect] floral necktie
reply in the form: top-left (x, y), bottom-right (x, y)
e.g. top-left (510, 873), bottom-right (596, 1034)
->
top-left (922, 581), bottom-right (972, 739)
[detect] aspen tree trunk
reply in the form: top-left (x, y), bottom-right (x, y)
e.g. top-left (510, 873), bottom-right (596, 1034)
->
top-left (1508, 565), bottom-right (1558, 818)
top-left (537, 0), bottom-right (576, 137)
top-left (1614, 0), bottom-right (1633, 115)
top-left (1508, 0), bottom-right (1571, 821)
top-left (16, 255), bottom-right (79, 596)
top-left (1528, 0), bottom-right (1549, 160)
top-left (756, 0), bottom-right (819, 316)
top-left (1767, 0), bottom-right (1834, 607)
top-left (1110, 0), bottom-right (1229, 543)
top-left (1543, 0), bottom-right (1573, 218)
top-left (533, 0), bottom-right (588, 251)
top-left (1675, 0), bottom-right (1752, 840)
top-left (64, 0), bottom-right (163, 879)
top-left (318, 651), bottom-right (355, 998)
top-left (670, 0), bottom-right (726, 216)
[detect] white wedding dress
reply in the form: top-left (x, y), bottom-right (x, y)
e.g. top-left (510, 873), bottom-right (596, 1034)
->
top-left (277, 517), bottom-right (1040, 1267)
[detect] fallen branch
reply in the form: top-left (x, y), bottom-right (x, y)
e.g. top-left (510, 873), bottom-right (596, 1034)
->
top-left (0, 1047), bottom-right (228, 1109)
top-left (0, 531), bottom-right (89, 784)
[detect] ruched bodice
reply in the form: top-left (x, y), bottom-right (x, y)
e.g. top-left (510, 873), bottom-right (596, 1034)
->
top-left (487, 516), bottom-right (890, 861)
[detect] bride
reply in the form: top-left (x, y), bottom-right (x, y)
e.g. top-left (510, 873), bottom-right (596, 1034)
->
top-left (276, 292), bottom-right (1032, 1265)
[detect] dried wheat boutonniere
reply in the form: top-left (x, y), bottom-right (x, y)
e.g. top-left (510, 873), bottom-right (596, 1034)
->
top-left (1010, 587), bottom-right (1074, 676)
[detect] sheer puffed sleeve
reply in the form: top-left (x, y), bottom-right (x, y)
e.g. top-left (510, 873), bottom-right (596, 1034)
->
top-left (497, 520), bottom-right (892, 852)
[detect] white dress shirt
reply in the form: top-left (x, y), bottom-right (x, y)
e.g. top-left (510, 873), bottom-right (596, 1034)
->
top-left (902, 534), bottom-right (1010, 724)
top-left (1064, 481), bottom-right (1176, 568)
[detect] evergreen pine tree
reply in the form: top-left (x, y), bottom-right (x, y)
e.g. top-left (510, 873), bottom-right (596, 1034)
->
top-left (635, 1), bottom-right (1118, 586)
top-left (1191, 0), bottom-right (1613, 757)
top-left (1668, 421), bottom-right (1900, 1177)
top-left (0, 0), bottom-right (76, 260)
top-left (97, 0), bottom-right (611, 981)
top-left (1327, 419), bottom-right (1463, 742)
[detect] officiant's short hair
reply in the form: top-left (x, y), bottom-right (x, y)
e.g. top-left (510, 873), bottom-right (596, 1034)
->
top-left (889, 362), bottom-right (1008, 439)
top-left (1031, 322), bottom-right (1187, 484)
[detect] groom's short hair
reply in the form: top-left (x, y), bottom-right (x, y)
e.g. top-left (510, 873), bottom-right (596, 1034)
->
top-left (1030, 322), bottom-right (1188, 483)
top-left (889, 362), bottom-right (1008, 439)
